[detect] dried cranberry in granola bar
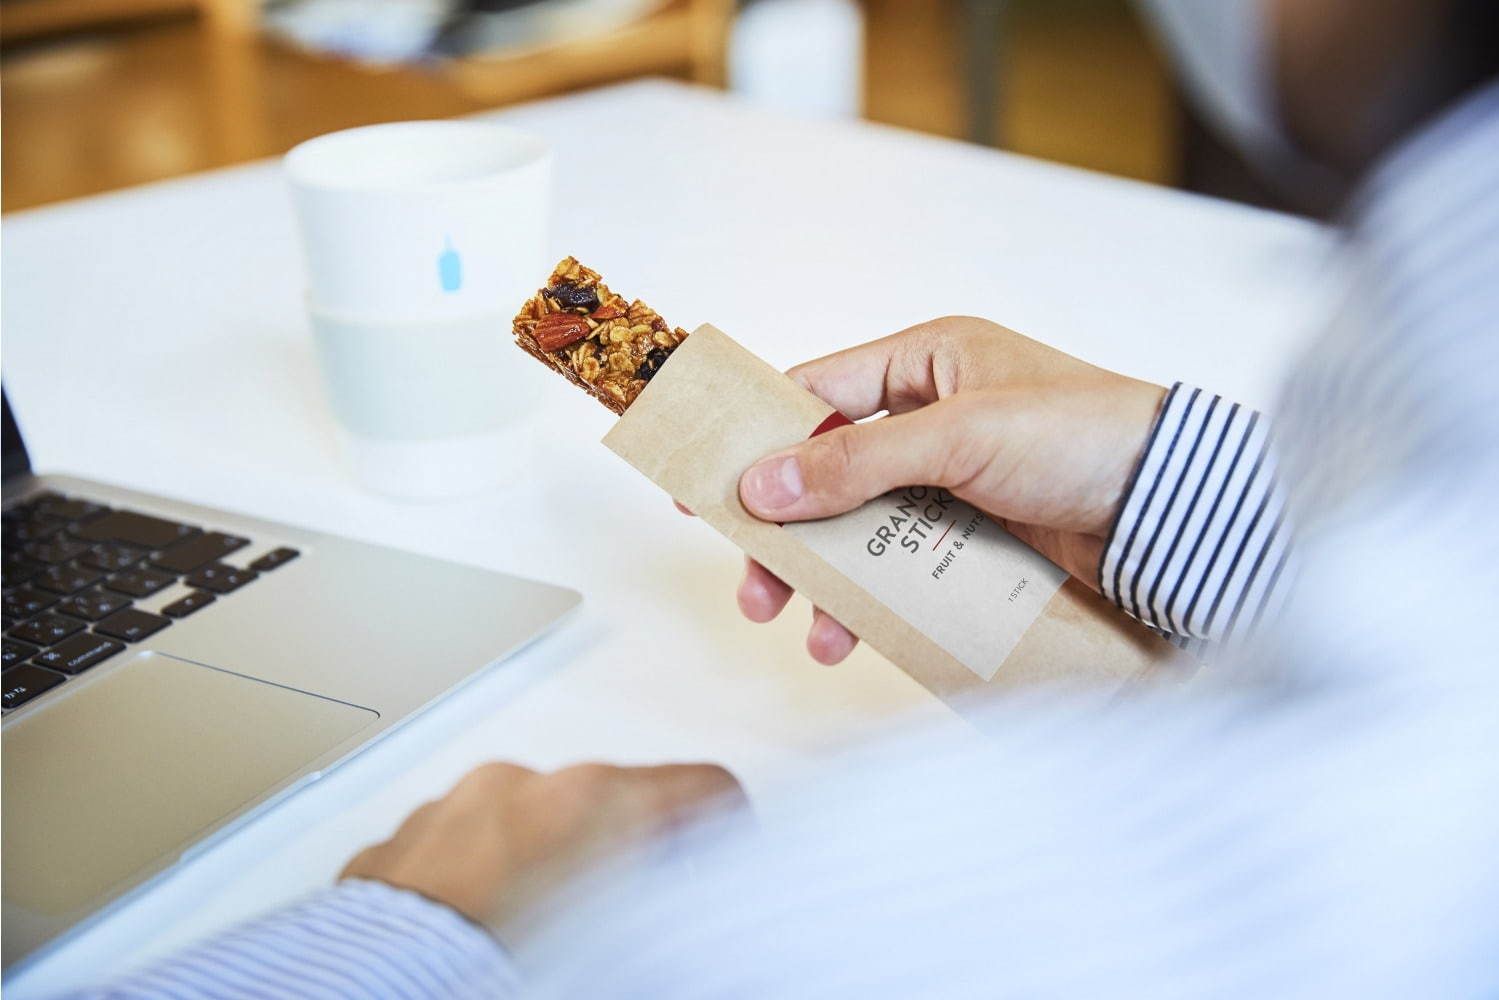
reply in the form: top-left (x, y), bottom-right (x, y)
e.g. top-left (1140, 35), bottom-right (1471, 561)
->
top-left (512, 257), bottom-right (689, 414)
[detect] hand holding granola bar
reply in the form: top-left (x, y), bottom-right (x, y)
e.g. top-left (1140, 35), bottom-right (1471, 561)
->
top-left (733, 317), bottom-right (1168, 663)
top-left (514, 262), bottom-right (1178, 693)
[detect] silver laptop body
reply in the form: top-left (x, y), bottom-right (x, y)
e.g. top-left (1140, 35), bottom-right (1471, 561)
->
top-left (1, 389), bottom-right (580, 971)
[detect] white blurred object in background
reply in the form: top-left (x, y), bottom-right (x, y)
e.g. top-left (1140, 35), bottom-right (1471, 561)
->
top-left (267, 0), bottom-right (667, 65)
top-left (730, 0), bottom-right (863, 118)
top-left (267, 0), bottom-right (456, 63)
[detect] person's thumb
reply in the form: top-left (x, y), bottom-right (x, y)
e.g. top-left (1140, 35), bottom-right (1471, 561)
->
top-left (739, 397), bottom-right (987, 522)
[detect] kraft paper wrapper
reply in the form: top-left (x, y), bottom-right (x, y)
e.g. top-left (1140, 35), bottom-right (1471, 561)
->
top-left (604, 325), bottom-right (1185, 710)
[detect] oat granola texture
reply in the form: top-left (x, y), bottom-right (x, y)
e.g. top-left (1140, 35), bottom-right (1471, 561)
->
top-left (512, 257), bottom-right (689, 414)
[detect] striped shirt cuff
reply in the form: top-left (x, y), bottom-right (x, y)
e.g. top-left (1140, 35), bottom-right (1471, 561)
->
top-left (83, 879), bottom-right (518, 1000)
top-left (1099, 383), bottom-right (1294, 646)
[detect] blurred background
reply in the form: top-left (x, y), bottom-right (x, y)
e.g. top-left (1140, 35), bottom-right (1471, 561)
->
top-left (1, 0), bottom-right (1282, 214)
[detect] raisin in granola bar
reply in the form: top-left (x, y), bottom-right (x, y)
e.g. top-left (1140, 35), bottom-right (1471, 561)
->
top-left (512, 257), bottom-right (689, 414)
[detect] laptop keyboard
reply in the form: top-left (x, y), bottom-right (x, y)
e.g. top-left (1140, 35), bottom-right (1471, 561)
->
top-left (2, 491), bottom-right (299, 712)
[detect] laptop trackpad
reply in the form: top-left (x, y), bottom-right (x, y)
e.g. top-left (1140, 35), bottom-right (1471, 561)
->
top-left (2, 651), bottom-right (377, 917)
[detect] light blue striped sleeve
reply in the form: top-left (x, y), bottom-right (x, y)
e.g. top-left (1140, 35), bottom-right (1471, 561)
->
top-left (1099, 382), bottom-right (1295, 646)
top-left (78, 879), bottom-right (519, 1000)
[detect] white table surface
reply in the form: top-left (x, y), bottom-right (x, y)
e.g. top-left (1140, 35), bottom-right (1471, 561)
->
top-left (1, 79), bottom-right (1335, 996)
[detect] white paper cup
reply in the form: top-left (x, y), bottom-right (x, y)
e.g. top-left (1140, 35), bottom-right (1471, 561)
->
top-left (307, 304), bottom-right (545, 500)
top-left (285, 120), bottom-right (551, 322)
top-left (286, 120), bottom-right (550, 498)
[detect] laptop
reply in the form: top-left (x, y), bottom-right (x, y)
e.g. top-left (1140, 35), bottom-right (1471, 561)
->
top-left (0, 387), bottom-right (580, 971)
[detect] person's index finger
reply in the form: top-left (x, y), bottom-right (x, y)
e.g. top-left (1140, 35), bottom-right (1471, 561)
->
top-left (629, 764), bottom-right (746, 823)
top-left (738, 557), bottom-right (794, 622)
top-left (787, 324), bottom-right (948, 419)
top-left (786, 332), bottom-right (908, 419)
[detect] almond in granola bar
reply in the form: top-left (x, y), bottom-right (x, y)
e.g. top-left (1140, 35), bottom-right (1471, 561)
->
top-left (512, 257), bottom-right (689, 414)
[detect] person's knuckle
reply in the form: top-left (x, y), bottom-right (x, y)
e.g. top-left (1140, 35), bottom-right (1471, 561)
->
top-left (349, 835), bottom-right (403, 875)
top-left (645, 763), bottom-right (744, 818)
top-left (449, 762), bottom-right (532, 805)
top-left (392, 799), bottom-right (446, 839)
top-left (544, 764), bottom-right (624, 820)
top-left (342, 844), bottom-right (379, 876)
top-left (939, 391), bottom-right (984, 425)
top-left (954, 318), bottom-right (1004, 353)
top-left (895, 319), bottom-right (944, 356)
top-left (930, 395), bottom-right (996, 487)
top-left (926, 315), bottom-right (982, 341)
top-left (805, 428), bottom-right (860, 494)
top-left (939, 313), bottom-right (980, 328)
top-left (402, 799), bottom-right (439, 824)
top-left (459, 763), bottom-right (498, 787)
top-left (687, 763), bottom-right (739, 796)
top-left (911, 314), bottom-right (960, 336)
top-left (471, 761), bottom-right (529, 786)
top-left (554, 762), bottom-right (619, 796)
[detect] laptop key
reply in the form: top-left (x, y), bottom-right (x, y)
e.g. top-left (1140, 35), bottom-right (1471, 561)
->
top-left (3, 664), bottom-right (66, 709)
top-left (8, 492), bottom-right (64, 517)
top-left (34, 565), bottom-right (107, 596)
top-left (4, 554), bottom-right (46, 585)
top-left (104, 567), bottom-right (175, 598)
top-left (95, 608), bottom-right (171, 643)
top-left (249, 547), bottom-right (300, 572)
top-left (23, 537), bottom-right (90, 565)
top-left (56, 589), bottom-right (132, 622)
top-left (80, 542), bottom-right (147, 573)
top-left (33, 633), bottom-right (124, 675)
top-left (34, 497), bottom-right (110, 523)
top-left (185, 563), bottom-right (258, 594)
top-left (4, 518), bottom-right (63, 543)
top-left (153, 532), bottom-right (250, 574)
top-left (10, 612), bottom-right (87, 646)
top-left (161, 590), bottom-right (215, 618)
top-left (3, 638), bottom-right (41, 669)
top-left (74, 510), bottom-right (200, 549)
top-left (4, 586), bottom-right (59, 618)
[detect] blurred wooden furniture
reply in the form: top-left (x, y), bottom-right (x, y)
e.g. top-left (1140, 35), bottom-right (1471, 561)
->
top-left (443, 0), bottom-right (733, 102)
top-left (1, 0), bottom-right (733, 211)
top-left (0, 0), bottom-right (729, 72)
top-left (961, 0), bottom-right (1010, 147)
top-left (3, 0), bottom-right (1172, 212)
top-left (0, 0), bottom-right (255, 42)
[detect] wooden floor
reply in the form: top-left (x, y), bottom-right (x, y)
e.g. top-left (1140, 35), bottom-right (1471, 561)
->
top-left (1, 0), bottom-right (1175, 213)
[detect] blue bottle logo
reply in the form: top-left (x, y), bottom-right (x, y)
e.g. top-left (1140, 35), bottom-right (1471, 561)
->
top-left (437, 236), bottom-right (462, 292)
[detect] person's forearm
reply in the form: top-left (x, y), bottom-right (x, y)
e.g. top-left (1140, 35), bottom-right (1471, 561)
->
top-left (1100, 382), bottom-right (1295, 646)
top-left (76, 880), bottom-right (518, 1000)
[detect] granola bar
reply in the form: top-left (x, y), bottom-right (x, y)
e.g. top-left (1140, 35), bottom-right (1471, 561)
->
top-left (512, 257), bottom-right (689, 414)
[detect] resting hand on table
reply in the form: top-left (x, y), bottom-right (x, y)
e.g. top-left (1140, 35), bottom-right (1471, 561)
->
top-left (715, 316), bottom-right (1166, 664)
top-left (341, 761), bottom-right (743, 932)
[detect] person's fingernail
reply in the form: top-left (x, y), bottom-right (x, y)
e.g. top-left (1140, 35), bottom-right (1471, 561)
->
top-left (744, 455), bottom-right (803, 511)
